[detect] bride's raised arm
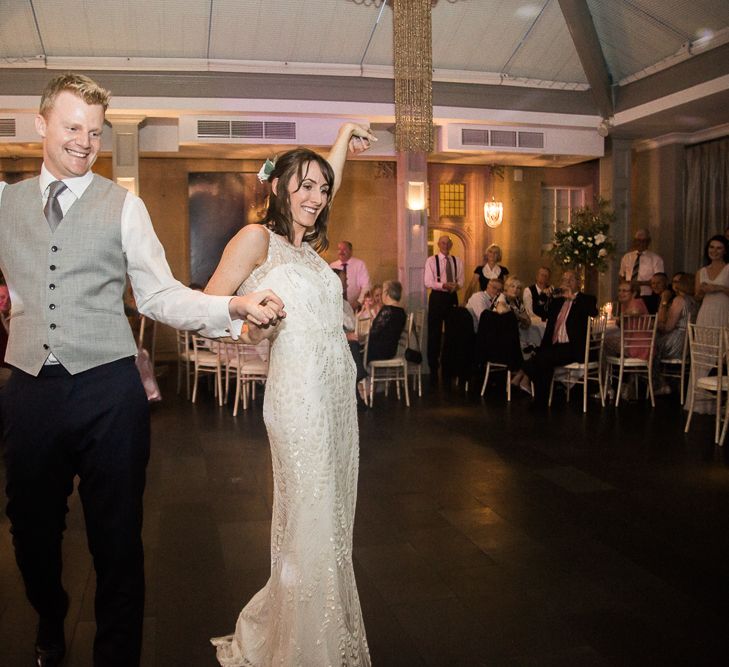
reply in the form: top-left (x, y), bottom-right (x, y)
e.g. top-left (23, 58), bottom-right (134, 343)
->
top-left (326, 122), bottom-right (376, 198)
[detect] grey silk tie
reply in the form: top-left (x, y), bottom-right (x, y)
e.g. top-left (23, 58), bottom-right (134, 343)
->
top-left (445, 256), bottom-right (454, 283)
top-left (44, 181), bottom-right (68, 232)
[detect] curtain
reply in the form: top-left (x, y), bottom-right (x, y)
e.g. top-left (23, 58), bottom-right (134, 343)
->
top-left (684, 136), bottom-right (729, 270)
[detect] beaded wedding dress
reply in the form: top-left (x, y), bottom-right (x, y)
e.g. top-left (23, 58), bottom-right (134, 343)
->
top-left (212, 227), bottom-right (370, 666)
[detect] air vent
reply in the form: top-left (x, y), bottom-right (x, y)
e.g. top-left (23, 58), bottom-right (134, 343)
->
top-left (0, 118), bottom-right (16, 137)
top-left (231, 121), bottom-right (264, 138)
top-left (197, 120), bottom-right (231, 138)
top-left (461, 128), bottom-right (489, 146)
top-left (518, 131), bottom-right (544, 149)
top-left (196, 119), bottom-right (296, 140)
top-left (490, 130), bottom-right (517, 148)
top-left (264, 121), bottom-right (296, 140)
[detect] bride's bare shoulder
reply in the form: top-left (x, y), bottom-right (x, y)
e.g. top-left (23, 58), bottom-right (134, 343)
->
top-left (227, 224), bottom-right (269, 259)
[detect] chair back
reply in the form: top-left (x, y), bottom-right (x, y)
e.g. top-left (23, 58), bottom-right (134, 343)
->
top-left (408, 309), bottom-right (424, 356)
top-left (228, 339), bottom-right (270, 375)
top-left (175, 329), bottom-right (190, 356)
top-left (584, 314), bottom-right (607, 365)
top-left (687, 323), bottom-right (723, 379)
top-left (356, 317), bottom-right (372, 341)
top-left (191, 334), bottom-right (220, 364)
top-left (618, 313), bottom-right (657, 363)
top-left (364, 312), bottom-right (412, 367)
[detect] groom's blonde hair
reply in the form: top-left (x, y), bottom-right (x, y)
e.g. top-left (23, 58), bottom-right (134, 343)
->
top-left (39, 73), bottom-right (111, 117)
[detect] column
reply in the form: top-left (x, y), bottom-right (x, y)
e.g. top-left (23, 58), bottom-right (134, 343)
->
top-left (107, 115), bottom-right (146, 195)
top-left (396, 151), bottom-right (428, 312)
top-left (599, 138), bottom-right (632, 304)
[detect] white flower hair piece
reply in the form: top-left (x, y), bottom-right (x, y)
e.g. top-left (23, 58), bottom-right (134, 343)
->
top-left (257, 158), bottom-right (276, 183)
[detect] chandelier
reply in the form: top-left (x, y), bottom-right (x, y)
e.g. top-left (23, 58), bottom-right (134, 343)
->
top-left (393, 0), bottom-right (433, 152)
top-left (484, 165), bottom-right (504, 228)
top-left (484, 199), bottom-right (504, 228)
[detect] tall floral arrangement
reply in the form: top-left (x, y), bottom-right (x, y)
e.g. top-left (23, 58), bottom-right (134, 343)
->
top-left (548, 198), bottom-right (616, 272)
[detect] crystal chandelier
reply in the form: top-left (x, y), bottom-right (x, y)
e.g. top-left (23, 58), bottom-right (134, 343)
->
top-left (484, 199), bottom-right (504, 228)
top-left (484, 165), bottom-right (504, 228)
top-left (393, 0), bottom-right (433, 153)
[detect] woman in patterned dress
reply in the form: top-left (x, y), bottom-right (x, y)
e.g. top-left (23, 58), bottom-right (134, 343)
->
top-left (207, 123), bottom-right (375, 666)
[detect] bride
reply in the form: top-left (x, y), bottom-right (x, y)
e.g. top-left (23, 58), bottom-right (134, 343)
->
top-left (208, 123), bottom-right (375, 666)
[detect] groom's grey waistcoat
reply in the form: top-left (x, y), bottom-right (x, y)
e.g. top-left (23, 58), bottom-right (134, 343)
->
top-left (0, 174), bottom-right (137, 375)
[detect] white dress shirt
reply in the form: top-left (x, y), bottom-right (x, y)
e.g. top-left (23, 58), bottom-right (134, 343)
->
top-left (522, 284), bottom-right (550, 322)
top-left (465, 290), bottom-right (496, 331)
top-left (619, 249), bottom-right (664, 296)
top-left (424, 253), bottom-right (464, 292)
top-left (0, 167), bottom-right (241, 364)
top-left (330, 256), bottom-right (370, 305)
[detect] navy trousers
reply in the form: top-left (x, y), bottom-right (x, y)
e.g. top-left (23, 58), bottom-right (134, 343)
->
top-left (2, 357), bottom-right (150, 667)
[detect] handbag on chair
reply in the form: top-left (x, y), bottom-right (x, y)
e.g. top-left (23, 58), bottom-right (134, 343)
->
top-left (136, 346), bottom-right (161, 402)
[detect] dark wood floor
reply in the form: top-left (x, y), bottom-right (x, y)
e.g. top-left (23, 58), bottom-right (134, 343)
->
top-left (2, 369), bottom-right (729, 666)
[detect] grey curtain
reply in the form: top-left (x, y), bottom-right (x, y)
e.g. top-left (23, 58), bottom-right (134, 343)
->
top-left (684, 136), bottom-right (729, 269)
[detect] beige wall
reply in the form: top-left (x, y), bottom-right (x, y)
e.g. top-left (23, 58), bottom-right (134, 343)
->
top-left (632, 144), bottom-right (685, 276)
top-left (426, 161), bottom-right (600, 291)
top-left (320, 160), bottom-right (398, 288)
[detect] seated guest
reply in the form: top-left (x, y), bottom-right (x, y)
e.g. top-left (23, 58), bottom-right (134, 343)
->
top-left (642, 272), bottom-right (669, 314)
top-left (523, 266), bottom-right (552, 322)
top-left (510, 270), bottom-right (598, 405)
top-left (605, 281), bottom-right (649, 358)
top-left (496, 275), bottom-right (541, 352)
top-left (334, 268), bottom-right (368, 408)
top-left (466, 244), bottom-right (509, 299)
top-left (366, 280), bottom-right (407, 363)
top-left (358, 283), bottom-right (382, 321)
top-left (466, 277), bottom-right (503, 332)
top-left (654, 272), bottom-right (697, 394)
top-left (495, 276), bottom-right (531, 328)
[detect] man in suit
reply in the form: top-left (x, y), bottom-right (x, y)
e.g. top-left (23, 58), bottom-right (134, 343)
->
top-left (0, 73), bottom-right (284, 667)
top-left (511, 270), bottom-right (597, 406)
top-left (424, 235), bottom-right (463, 383)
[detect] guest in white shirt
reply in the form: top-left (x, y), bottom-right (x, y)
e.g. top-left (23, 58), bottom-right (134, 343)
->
top-left (329, 241), bottom-right (370, 310)
top-left (424, 235), bottom-right (464, 381)
top-left (466, 277), bottom-right (503, 332)
top-left (523, 266), bottom-right (552, 322)
top-left (619, 229), bottom-right (664, 296)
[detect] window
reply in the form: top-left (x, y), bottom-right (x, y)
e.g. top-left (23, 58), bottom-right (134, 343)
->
top-left (439, 183), bottom-right (466, 218)
top-left (541, 187), bottom-right (586, 246)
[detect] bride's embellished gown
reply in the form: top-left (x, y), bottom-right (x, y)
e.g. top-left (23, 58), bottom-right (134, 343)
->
top-left (212, 227), bottom-right (370, 666)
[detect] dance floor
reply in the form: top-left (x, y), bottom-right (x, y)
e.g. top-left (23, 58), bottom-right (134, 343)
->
top-left (2, 370), bottom-right (729, 666)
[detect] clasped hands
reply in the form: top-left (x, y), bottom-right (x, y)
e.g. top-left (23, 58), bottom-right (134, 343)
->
top-left (229, 289), bottom-right (286, 339)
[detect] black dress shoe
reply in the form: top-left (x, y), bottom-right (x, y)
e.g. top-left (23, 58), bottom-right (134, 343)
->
top-left (36, 615), bottom-right (66, 667)
top-left (34, 641), bottom-right (65, 667)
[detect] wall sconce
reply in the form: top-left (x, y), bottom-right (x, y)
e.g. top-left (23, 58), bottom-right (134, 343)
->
top-left (484, 198), bottom-right (503, 228)
top-left (407, 180), bottom-right (426, 226)
top-left (407, 181), bottom-right (426, 210)
top-left (116, 177), bottom-right (137, 196)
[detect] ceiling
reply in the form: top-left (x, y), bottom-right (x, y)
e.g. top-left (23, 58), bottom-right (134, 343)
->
top-left (1, 0), bottom-right (728, 164)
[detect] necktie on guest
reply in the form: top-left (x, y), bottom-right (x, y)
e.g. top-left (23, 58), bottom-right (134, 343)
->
top-left (630, 251), bottom-right (642, 283)
top-left (445, 256), bottom-right (454, 283)
top-left (44, 181), bottom-right (68, 232)
top-left (342, 262), bottom-right (348, 301)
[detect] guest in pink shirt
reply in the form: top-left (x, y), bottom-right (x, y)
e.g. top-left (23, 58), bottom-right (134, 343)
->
top-left (606, 281), bottom-right (650, 359)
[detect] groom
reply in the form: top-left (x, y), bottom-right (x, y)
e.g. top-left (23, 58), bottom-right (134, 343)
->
top-left (0, 73), bottom-right (284, 667)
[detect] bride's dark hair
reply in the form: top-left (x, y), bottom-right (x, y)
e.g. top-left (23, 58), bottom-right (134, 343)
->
top-left (263, 148), bottom-right (334, 252)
